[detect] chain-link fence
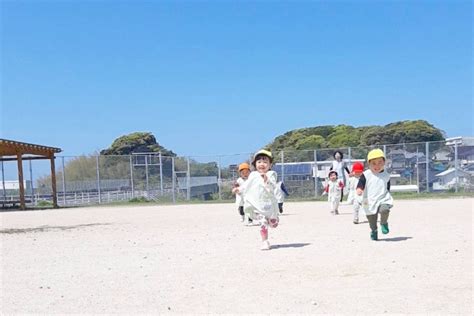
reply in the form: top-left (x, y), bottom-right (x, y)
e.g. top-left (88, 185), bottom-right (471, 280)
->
top-left (1, 138), bottom-right (473, 207)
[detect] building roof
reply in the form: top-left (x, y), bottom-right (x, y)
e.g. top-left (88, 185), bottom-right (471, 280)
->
top-left (435, 168), bottom-right (470, 177)
top-left (0, 138), bottom-right (61, 157)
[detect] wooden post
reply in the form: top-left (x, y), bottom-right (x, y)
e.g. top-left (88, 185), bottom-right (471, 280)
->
top-left (50, 155), bottom-right (58, 208)
top-left (17, 153), bottom-right (26, 210)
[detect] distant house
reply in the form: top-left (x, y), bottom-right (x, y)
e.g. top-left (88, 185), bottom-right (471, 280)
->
top-left (387, 149), bottom-right (425, 172)
top-left (433, 168), bottom-right (472, 190)
top-left (432, 148), bottom-right (452, 162)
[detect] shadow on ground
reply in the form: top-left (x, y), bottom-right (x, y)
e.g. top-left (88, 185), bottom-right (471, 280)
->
top-left (271, 243), bottom-right (311, 249)
top-left (0, 223), bottom-right (112, 234)
top-left (380, 236), bottom-right (413, 242)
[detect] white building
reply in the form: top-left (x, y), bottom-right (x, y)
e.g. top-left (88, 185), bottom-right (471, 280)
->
top-left (433, 168), bottom-right (472, 190)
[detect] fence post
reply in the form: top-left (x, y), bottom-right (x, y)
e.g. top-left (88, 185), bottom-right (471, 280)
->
top-left (96, 155), bottom-right (101, 204)
top-left (218, 157), bottom-right (222, 200)
top-left (29, 159), bottom-right (36, 205)
top-left (425, 142), bottom-right (430, 193)
top-left (172, 157), bottom-right (176, 203)
top-left (129, 155), bottom-right (134, 198)
top-left (454, 142), bottom-right (459, 193)
top-left (314, 149), bottom-right (318, 198)
top-left (416, 148), bottom-right (420, 193)
top-left (280, 151), bottom-right (285, 182)
top-left (348, 147), bottom-right (352, 165)
top-left (145, 154), bottom-right (149, 197)
top-left (159, 152), bottom-right (164, 196)
top-left (1, 161), bottom-right (6, 204)
top-left (187, 157), bottom-right (191, 201)
top-left (61, 157), bottom-right (66, 205)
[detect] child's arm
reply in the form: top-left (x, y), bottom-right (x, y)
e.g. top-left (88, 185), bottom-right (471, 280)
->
top-left (280, 182), bottom-right (289, 196)
top-left (344, 165), bottom-right (351, 175)
top-left (356, 174), bottom-right (366, 195)
top-left (231, 181), bottom-right (240, 194)
top-left (323, 183), bottom-right (329, 195)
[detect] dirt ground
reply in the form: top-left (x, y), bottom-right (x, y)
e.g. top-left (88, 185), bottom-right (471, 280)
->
top-left (1, 198), bottom-right (472, 314)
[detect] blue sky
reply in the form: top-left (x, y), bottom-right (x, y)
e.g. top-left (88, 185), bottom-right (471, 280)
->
top-left (1, 0), bottom-right (472, 157)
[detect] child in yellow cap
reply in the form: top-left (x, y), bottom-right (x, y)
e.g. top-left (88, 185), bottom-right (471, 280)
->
top-left (243, 150), bottom-right (280, 250)
top-left (232, 162), bottom-right (252, 224)
top-left (356, 149), bottom-right (393, 240)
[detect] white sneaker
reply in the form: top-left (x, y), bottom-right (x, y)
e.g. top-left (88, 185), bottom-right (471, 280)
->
top-left (260, 240), bottom-right (271, 250)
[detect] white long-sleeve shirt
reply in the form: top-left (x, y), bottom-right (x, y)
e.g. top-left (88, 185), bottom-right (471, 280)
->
top-left (234, 177), bottom-right (248, 207)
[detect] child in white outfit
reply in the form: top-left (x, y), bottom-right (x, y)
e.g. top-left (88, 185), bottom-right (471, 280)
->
top-left (330, 151), bottom-right (351, 202)
top-left (275, 181), bottom-right (289, 214)
top-left (243, 150), bottom-right (280, 251)
top-left (347, 162), bottom-right (364, 224)
top-left (232, 162), bottom-right (251, 224)
top-left (324, 170), bottom-right (344, 215)
top-left (356, 149), bottom-right (394, 241)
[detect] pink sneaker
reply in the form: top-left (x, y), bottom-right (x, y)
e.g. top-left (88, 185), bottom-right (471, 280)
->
top-left (269, 218), bottom-right (279, 228)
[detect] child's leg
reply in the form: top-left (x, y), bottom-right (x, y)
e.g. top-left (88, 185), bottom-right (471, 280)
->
top-left (353, 203), bottom-right (360, 223)
top-left (278, 203), bottom-right (283, 214)
top-left (260, 224), bottom-right (268, 241)
top-left (379, 204), bottom-right (391, 224)
top-left (366, 213), bottom-right (378, 231)
top-left (258, 215), bottom-right (271, 250)
top-left (238, 206), bottom-right (244, 216)
top-left (330, 200), bottom-right (337, 214)
top-left (257, 215), bottom-right (269, 241)
top-left (334, 200), bottom-right (340, 214)
top-left (379, 204), bottom-right (391, 234)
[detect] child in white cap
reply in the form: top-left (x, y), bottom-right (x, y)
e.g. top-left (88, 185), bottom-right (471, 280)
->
top-left (356, 149), bottom-right (393, 240)
top-left (243, 149), bottom-right (280, 250)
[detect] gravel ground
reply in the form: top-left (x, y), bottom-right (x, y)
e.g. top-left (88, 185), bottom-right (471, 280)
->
top-left (1, 198), bottom-right (472, 314)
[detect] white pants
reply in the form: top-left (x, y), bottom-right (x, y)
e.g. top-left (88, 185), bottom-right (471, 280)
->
top-left (329, 200), bottom-right (340, 213)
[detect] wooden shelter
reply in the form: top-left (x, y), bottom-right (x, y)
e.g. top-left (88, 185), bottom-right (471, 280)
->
top-left (0, 139), bottom-right (62, 209)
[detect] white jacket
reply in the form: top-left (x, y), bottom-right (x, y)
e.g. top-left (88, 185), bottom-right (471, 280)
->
top-left (243, 171), bottom-right (279, 219)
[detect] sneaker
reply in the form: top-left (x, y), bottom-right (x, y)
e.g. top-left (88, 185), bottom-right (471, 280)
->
top-left (381, 223), bottom-right (389, 234)
top-left (261, 240), bottom-right (271, 250)
top-left (370, 230), bottom-right (378, 241)
top-left (334, 210), bottom-right (339, 215)
top-left (353, 220), bottom-right (359, 224)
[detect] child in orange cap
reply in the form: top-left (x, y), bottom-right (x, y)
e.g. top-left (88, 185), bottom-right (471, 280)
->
top-left (243, 150), bottom-right (280, 250)
top-left (232, 162), bottom-right (252, 224)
